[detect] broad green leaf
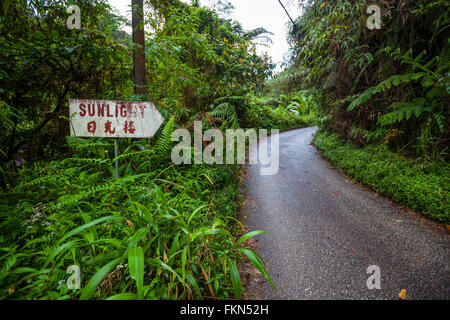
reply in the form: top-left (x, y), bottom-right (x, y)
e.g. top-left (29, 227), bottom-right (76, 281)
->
top-left (236, 230), bottom-right (269, 247)
top-left (106, 293), bottom-right (139, 300)
top-left (128, 246), bottom-right (144, 299)
top-left (185, 272), bottom-right (202, 299)
top-left (421, 76), bottom-right (434, 87)
top-left (406, 108), bottom-right (413, 120)
top-left (239, 247), bottom-right (276, 290)
top-left (45, 239), bottom-right (80, 267)
top-left (80, 257), bottom-right (121, 300)
top-left (60, 216), bottom-right (126, 243)
top-left (181, 245), bottom-right (189, 282)
top-left (229, 258), bottom-right (242, 300)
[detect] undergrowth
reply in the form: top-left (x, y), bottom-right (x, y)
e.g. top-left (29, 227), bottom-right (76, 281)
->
top-left (314, 130), bottom-right (449, 224)
top-left (243, 90), bottom-right (319, 131)
top-left (0, 119), bottom-right (274, 300)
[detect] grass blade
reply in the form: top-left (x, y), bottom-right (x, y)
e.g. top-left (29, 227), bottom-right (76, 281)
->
top-left (80, 257), bottom-right (121, 300)
top-left (106, 293), bottom-right (139, 300)
top-left (128, 246), bottom-right (144, 299)
top-left (60, 216), bottom-right (126, 243)
top-left (229, 258), bottom-right (242, 300)
top-left (239, 247), bottom-right (275, 290)
top-left (185, 271), bottom-right (202, 299)
top-left (236, 230), bottom-right (269, 247)
top-left (187, 204), bottom-right (208, 226)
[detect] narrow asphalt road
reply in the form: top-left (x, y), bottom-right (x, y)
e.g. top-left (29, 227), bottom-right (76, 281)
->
top-left (242, 127), bottom-right (449, 300)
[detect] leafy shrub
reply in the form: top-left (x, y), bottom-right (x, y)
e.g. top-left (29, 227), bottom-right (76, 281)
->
top-left (243, 91), bottom-right (319, 130)
top-left (0, 120), bottom-right (275, 300)
top-left (287, 0), bottom-right (449, 159)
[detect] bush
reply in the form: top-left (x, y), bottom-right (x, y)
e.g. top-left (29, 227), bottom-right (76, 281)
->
top-left (243, 92), bottom-right (318, 131)
top-left (314, 130), bottom-right (450, 224)
top-left (0, 122), bottom-right (274, 300)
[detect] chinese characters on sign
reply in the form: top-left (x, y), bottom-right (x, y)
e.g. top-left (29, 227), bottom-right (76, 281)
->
top-left (69, 99), bottom-right (164, 138)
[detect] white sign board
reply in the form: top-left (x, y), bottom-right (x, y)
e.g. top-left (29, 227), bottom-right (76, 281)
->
top-left (69, 99), bottom-right (164, 138)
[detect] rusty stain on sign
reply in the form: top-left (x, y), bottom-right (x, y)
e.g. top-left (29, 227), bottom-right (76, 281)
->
top-left (69, 99), bottom-right (164, 138)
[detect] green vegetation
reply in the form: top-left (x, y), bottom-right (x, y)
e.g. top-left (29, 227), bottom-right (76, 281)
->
top-left (0, 0), bottom-right (448, 301)
top-left (0, 125), bottom-right (275, 299)
top-left (243, 89), bottom-right (319, 131)
top-left (268, 0), bottom-right (449, 222)
top-left (0, 0), bottom-right (276, 300)
top-left (314, 130), bottom-right (449, 224)
top-left (285, 0), bottom-right (448, 162)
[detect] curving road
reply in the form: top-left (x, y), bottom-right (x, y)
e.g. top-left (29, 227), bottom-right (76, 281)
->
top-left (242, 127), bottom-right (449, 300)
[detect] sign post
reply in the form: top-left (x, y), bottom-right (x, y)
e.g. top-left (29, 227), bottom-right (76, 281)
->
top-left (69, 2), bottom-right (151, 178)
top-left (69, 99), bottom-right (164, 177)
top-left (114, 138), bottom-right (119, 179)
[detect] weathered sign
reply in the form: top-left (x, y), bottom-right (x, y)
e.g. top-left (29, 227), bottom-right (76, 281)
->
top-left (69, 99), bottom-right (164, 138)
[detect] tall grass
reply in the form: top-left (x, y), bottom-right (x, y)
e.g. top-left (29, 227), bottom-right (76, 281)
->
top-left (0, 120), bottom-right (274, 300)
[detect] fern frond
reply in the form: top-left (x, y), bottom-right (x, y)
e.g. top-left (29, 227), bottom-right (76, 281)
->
top-left (210, 103), bottom-right (239, 128)
top-left (62, 158), bottom-right (109, 166)
top-left (15, 175), bottom-right (60, 190)
top-left (377, 100), bottom-right (427, 126)
top-left (154, 116), bottom-right (176, 155)
top-left (57, 173), bottom-right (153, 207)
top-left (112, 149), bottom-right (155, 162)
top-left (348, 72), bottom-right (427, 111)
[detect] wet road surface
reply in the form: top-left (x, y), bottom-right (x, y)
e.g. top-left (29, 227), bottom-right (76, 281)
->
top-left (242, 127), bottom-right (449, 300)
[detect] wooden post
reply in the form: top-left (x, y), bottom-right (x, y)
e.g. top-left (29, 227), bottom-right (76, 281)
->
top-left (132, 0), bottom-right (147, 95)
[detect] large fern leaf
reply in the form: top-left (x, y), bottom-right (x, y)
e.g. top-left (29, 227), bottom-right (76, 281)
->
top-left (154, 116), bottom-right (176, 155)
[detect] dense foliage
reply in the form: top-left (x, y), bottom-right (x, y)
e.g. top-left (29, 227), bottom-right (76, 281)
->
top-left (0, 0), bottom-right (132, 169)
top-left (0, 123), bottom-right (275, 299)
top-left (284, 0), bottom-right (449, 160)
top-left (268, 0), bottom-right (449, 223)
top-left (0, 0), bottom-right (276, 300)
top-left (1, 0), bottom-right (448, 300)
top-left (315, 131), bottom-right (449, 223)
top-left (243, 90), bottom-right (318, 131)
top-left (0, 0), bottom-right (274, 173)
